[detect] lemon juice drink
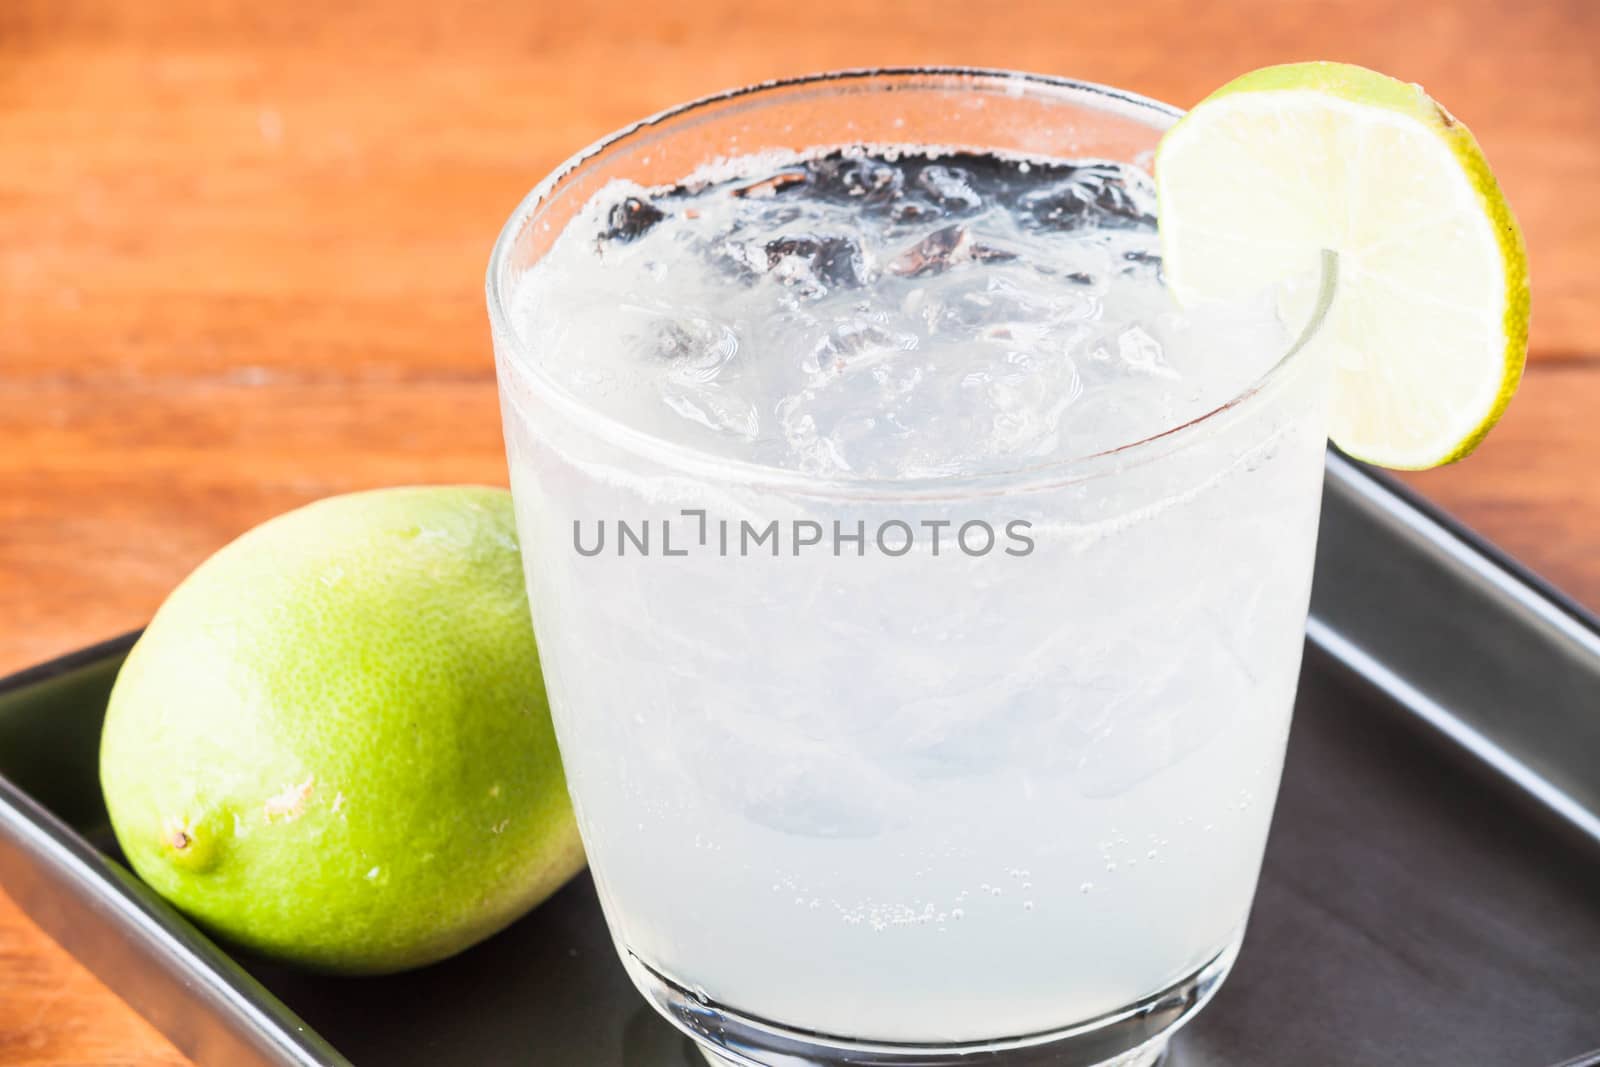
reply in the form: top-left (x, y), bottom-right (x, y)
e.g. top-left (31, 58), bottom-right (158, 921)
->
top-left (491, 72), bottom-right (1332, 1067)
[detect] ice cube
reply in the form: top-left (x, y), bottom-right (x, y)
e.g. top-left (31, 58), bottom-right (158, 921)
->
top-left (1116, 326), bottom-right (1176, 378)
top-left (969, 243), bottom-right (1019, 265)
top-left (805, 155), bottom-right (905, 204)
top-left (890, 198), bottom-right (943, 225)
top-left (764, 234), bottom-right (869, 295)
top-left (661, 386), bottom-right (760, 439)
top-left (889, 224), bottom-right (968, 278)
top-left (1019, 163), bottom-right (1156, 232)
top-left (805, 322), bottom-right (920, 374)
top-left (658, 315), bottom-right (740, 381)
top-left (916, 165), bottom-right (984, 213)
top-left (601, 196), bottom-right (666, 243)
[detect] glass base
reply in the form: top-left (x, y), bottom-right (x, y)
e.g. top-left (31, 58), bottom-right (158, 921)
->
top-left (699, 1036), bottom-right (1168, 1066)
top-left (626, 933), bottom-right (1239, 1067)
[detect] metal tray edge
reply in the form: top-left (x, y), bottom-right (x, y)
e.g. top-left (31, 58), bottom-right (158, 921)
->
top-left (1314, 453), bottom-right (1600, 846)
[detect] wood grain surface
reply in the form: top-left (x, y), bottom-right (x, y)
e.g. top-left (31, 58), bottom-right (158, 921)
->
top-left (2, 1), bottom-right (1596, 1062)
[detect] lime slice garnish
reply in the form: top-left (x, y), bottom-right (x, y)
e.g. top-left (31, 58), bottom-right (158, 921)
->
top-left (1155, 61), bottom-right (1529, 469)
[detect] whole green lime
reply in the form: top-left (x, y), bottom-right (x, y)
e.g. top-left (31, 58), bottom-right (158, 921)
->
top-left (100, 486), bottom-right (584, 974)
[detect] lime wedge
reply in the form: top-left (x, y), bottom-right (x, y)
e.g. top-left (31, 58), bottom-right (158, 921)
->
top-left (1155, 62), bottom-right (1529, 469)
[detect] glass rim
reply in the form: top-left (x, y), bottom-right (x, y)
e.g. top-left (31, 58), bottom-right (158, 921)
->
top-left (486, 66), bottom-right (1334, 501)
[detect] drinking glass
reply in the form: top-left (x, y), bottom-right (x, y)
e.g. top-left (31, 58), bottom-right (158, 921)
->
top-left (488, 68), bottom-right (1332, 1067)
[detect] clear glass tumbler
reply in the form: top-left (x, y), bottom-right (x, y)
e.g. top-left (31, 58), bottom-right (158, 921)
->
top-left (488, 68), bottom-right (1332, 1067)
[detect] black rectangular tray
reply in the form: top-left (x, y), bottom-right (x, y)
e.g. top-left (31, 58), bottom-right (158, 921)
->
top-left (3, 453), bottom-right (1599, 1067)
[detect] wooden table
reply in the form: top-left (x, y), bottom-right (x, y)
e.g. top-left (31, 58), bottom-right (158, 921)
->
top-left (2, 1), bottom-right (1596, 1062)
